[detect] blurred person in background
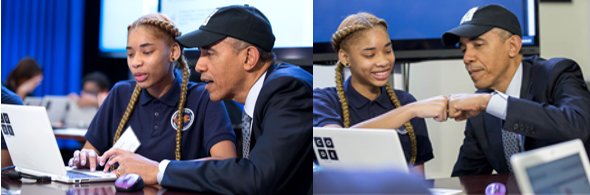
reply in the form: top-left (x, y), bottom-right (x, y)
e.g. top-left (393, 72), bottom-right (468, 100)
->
top-left (68, 71), bottom-right (112, 108)
top-left (3, 57), bottom-right (43, 100)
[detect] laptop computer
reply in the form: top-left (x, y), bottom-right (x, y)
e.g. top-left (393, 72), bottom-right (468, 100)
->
top-left (41, 96), bottom-right (69, 125)
top-left (313, 127), bottom-right (409, 173)
top-left (511, 139), bottom-right (590, 194)
top-left (1, 104), bottom-right (116, 183)
top-left (23, 97), bottom-right (42, 106)
top-left (64, 101), bottom-right (98, 128)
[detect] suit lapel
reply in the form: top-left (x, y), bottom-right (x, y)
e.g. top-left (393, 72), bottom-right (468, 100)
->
top-left (484, 113), bottom-right (509, 172)
top-left (251, 64), bottom-right (277, 144)
top-left (520, 59), bottom-right (534, 101)
top-left (519, 59), bottom-right (535, 150)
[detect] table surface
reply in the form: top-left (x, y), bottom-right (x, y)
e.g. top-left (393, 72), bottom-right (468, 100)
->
top-left (53, 128), bottom-right (87, 142)
top-left (1, 175), bottom-right (207, 195)
top-left (429, 173), bottom-right (521, 195)
top-left (2, 173), bottom-right (520, 195)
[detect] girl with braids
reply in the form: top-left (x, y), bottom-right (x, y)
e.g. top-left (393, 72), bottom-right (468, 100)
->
top-left (313, 12), bottom-right (449, 175)
top-left (68, 13), bottom-right (236, 174)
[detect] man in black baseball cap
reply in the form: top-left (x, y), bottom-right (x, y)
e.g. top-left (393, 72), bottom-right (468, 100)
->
top-left (442, 4), bottom-right (522, 47)
top-left (443, 4), bottom-right (590, 177)
top-left (100, 4), bottom-right (313, 194)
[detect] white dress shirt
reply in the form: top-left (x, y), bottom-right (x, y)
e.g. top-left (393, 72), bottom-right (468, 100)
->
top-left (486, 62), bottom-right (523, 119)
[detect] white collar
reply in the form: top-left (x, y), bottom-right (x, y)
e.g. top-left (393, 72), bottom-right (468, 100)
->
top-left (244, 71), bottom-right (267, 117)
top-left (505, 62), bottom-right (523, 98)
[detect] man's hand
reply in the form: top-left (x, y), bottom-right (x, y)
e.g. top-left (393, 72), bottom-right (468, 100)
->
top-left (448, 93), bottom-right (492, 121)
top-left (99, 148), bottom-right (160, 185)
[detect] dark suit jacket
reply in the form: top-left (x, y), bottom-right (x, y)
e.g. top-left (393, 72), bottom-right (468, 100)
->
top-left (160, 63), bottom-right (313, 194)
top-left (452, 55), bottom-right (590, 176)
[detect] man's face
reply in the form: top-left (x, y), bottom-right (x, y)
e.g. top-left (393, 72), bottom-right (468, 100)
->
top-left (195, 39), bottom-right (244, 102)
top-left (459, 30), bottom-right (512, 90)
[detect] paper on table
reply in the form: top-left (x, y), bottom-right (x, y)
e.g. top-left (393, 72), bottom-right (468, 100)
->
top-left (429, 188), bottom-right (463, 195)
top-left (112, 126), bottom-right (141, 152)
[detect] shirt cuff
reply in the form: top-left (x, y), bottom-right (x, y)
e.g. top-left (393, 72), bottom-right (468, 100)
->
top-left (485, 90), bottom-right (508, 120)
top-left (157, 159), bottom-right (170, 184)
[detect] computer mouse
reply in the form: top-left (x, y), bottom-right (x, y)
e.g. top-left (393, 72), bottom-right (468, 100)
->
top-left (485, 182), bottom-right (506, 195)
top-left (114, 173), bottom-right (144, 192)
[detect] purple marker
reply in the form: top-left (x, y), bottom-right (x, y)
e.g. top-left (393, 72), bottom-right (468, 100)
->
top-left (485, 182), bottom-right (506, 195)
top-left (114, 173), bottom-right (144, 192)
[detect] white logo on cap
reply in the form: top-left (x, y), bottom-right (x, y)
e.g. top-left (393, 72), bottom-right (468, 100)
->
top-left (460, 7), bottom-right (478, 25)
top-left (203, 9), bottom-right (219, 26)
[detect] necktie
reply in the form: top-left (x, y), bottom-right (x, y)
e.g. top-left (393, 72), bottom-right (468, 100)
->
top-left (242, 111), bottom-right (253, 159)
top-left (502, 127), bottom-right (521, 171)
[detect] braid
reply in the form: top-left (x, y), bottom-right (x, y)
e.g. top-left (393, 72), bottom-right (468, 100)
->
top-left (174, 52), bottom-right (189, 160)
top-left (335, 62), bottom-right (351, 127)
top-left (332, 25), bottom-right (367, 53)
top-left (111, 85), bottom-right (141, 171)
top-left (331, 23), bottom-right (367, 128)
top-left (385, 83), bottom-right (417, 166)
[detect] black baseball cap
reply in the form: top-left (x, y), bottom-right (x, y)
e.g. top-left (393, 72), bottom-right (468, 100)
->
top-left (176, 4), bottom-right (275, 52)
top-left (442, 4), bottom-right (522, 47)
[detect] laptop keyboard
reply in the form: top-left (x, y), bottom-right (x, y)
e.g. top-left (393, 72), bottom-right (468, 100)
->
top-left (66, 171), bottom-right (100, 178)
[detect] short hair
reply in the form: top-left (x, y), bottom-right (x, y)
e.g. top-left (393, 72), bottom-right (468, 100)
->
top-left (223, 37), bottom-right (276, 64)
top-left (82, 71), bottom-right (111, 91)
top-left (491, 28), bottom-right (522, 54)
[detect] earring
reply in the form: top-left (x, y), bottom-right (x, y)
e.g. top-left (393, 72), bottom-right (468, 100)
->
top-left (172, 58), bottom-right (175, 61)
top-left (345, 63), bottom-right (350, 67)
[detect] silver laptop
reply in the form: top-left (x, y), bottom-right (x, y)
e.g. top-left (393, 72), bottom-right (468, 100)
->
top-left (64, 101), bottom-right (98, 128)
top-left (41, 96), bottom-right (69, 125)
top-left (511, 139), bottom-right (590, 194)
top-left (313, 127), bottom-right (409, 173)
top-left (23, 97), bottom-right (42, 106)
top-left (1, 104), bottom-right (116, 183)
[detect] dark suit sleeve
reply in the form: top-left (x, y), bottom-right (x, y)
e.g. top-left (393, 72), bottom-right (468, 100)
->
top-left (160, 77), bottom-right (312, 194)
top-left (504, 60), bottom-right (590, 141)
top-left (452, 119), bottom-right (493, 177)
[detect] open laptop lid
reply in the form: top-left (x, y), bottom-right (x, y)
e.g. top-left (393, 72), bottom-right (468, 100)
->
top-left (23, 97), bottom-right (42, 106)
top-left (41, 96), bottom-right (69, 124)
top-left (64, 101), bottom-right (97, 128)
top-left (511, 139), bottom-right (590, 194)
top-left (1, 104), bottom-right (68, 177)
top-left (313, 127), bottom-right (409, 173)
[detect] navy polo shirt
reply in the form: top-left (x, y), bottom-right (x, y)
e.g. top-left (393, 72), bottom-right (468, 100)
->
top-left (85, 76), bottom-right (235, 162)
top-left (2, 85), bottom-right (24, 150)
top-left (313, 77), bottom-right (434, 165)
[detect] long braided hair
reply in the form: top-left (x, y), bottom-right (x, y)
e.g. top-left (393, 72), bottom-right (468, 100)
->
top-left (110, 13), bottom-right (189, 171)
top-left (331, 12), bottom-right (418, 165)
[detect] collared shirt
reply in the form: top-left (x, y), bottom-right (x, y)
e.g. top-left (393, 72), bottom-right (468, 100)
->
top-left (486, 63), bottom-right (524, 150)
top-left (158, 71), bottom-right (267, 184)
top-left (313, 77), bottom-right (434, 165)
top-left (86, 74), bottom-right (235, 163)
top-left (486, 62), bottom-right (523, 119)
top-left (244, 72), bottom-right (268, 126)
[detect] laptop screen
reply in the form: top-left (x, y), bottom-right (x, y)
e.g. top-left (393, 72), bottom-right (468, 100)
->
top-left (527, 153), bottom-right (590, 193)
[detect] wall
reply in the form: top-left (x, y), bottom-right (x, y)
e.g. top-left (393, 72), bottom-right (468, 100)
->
top-left (539, 0), bottom-right (590, 81)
